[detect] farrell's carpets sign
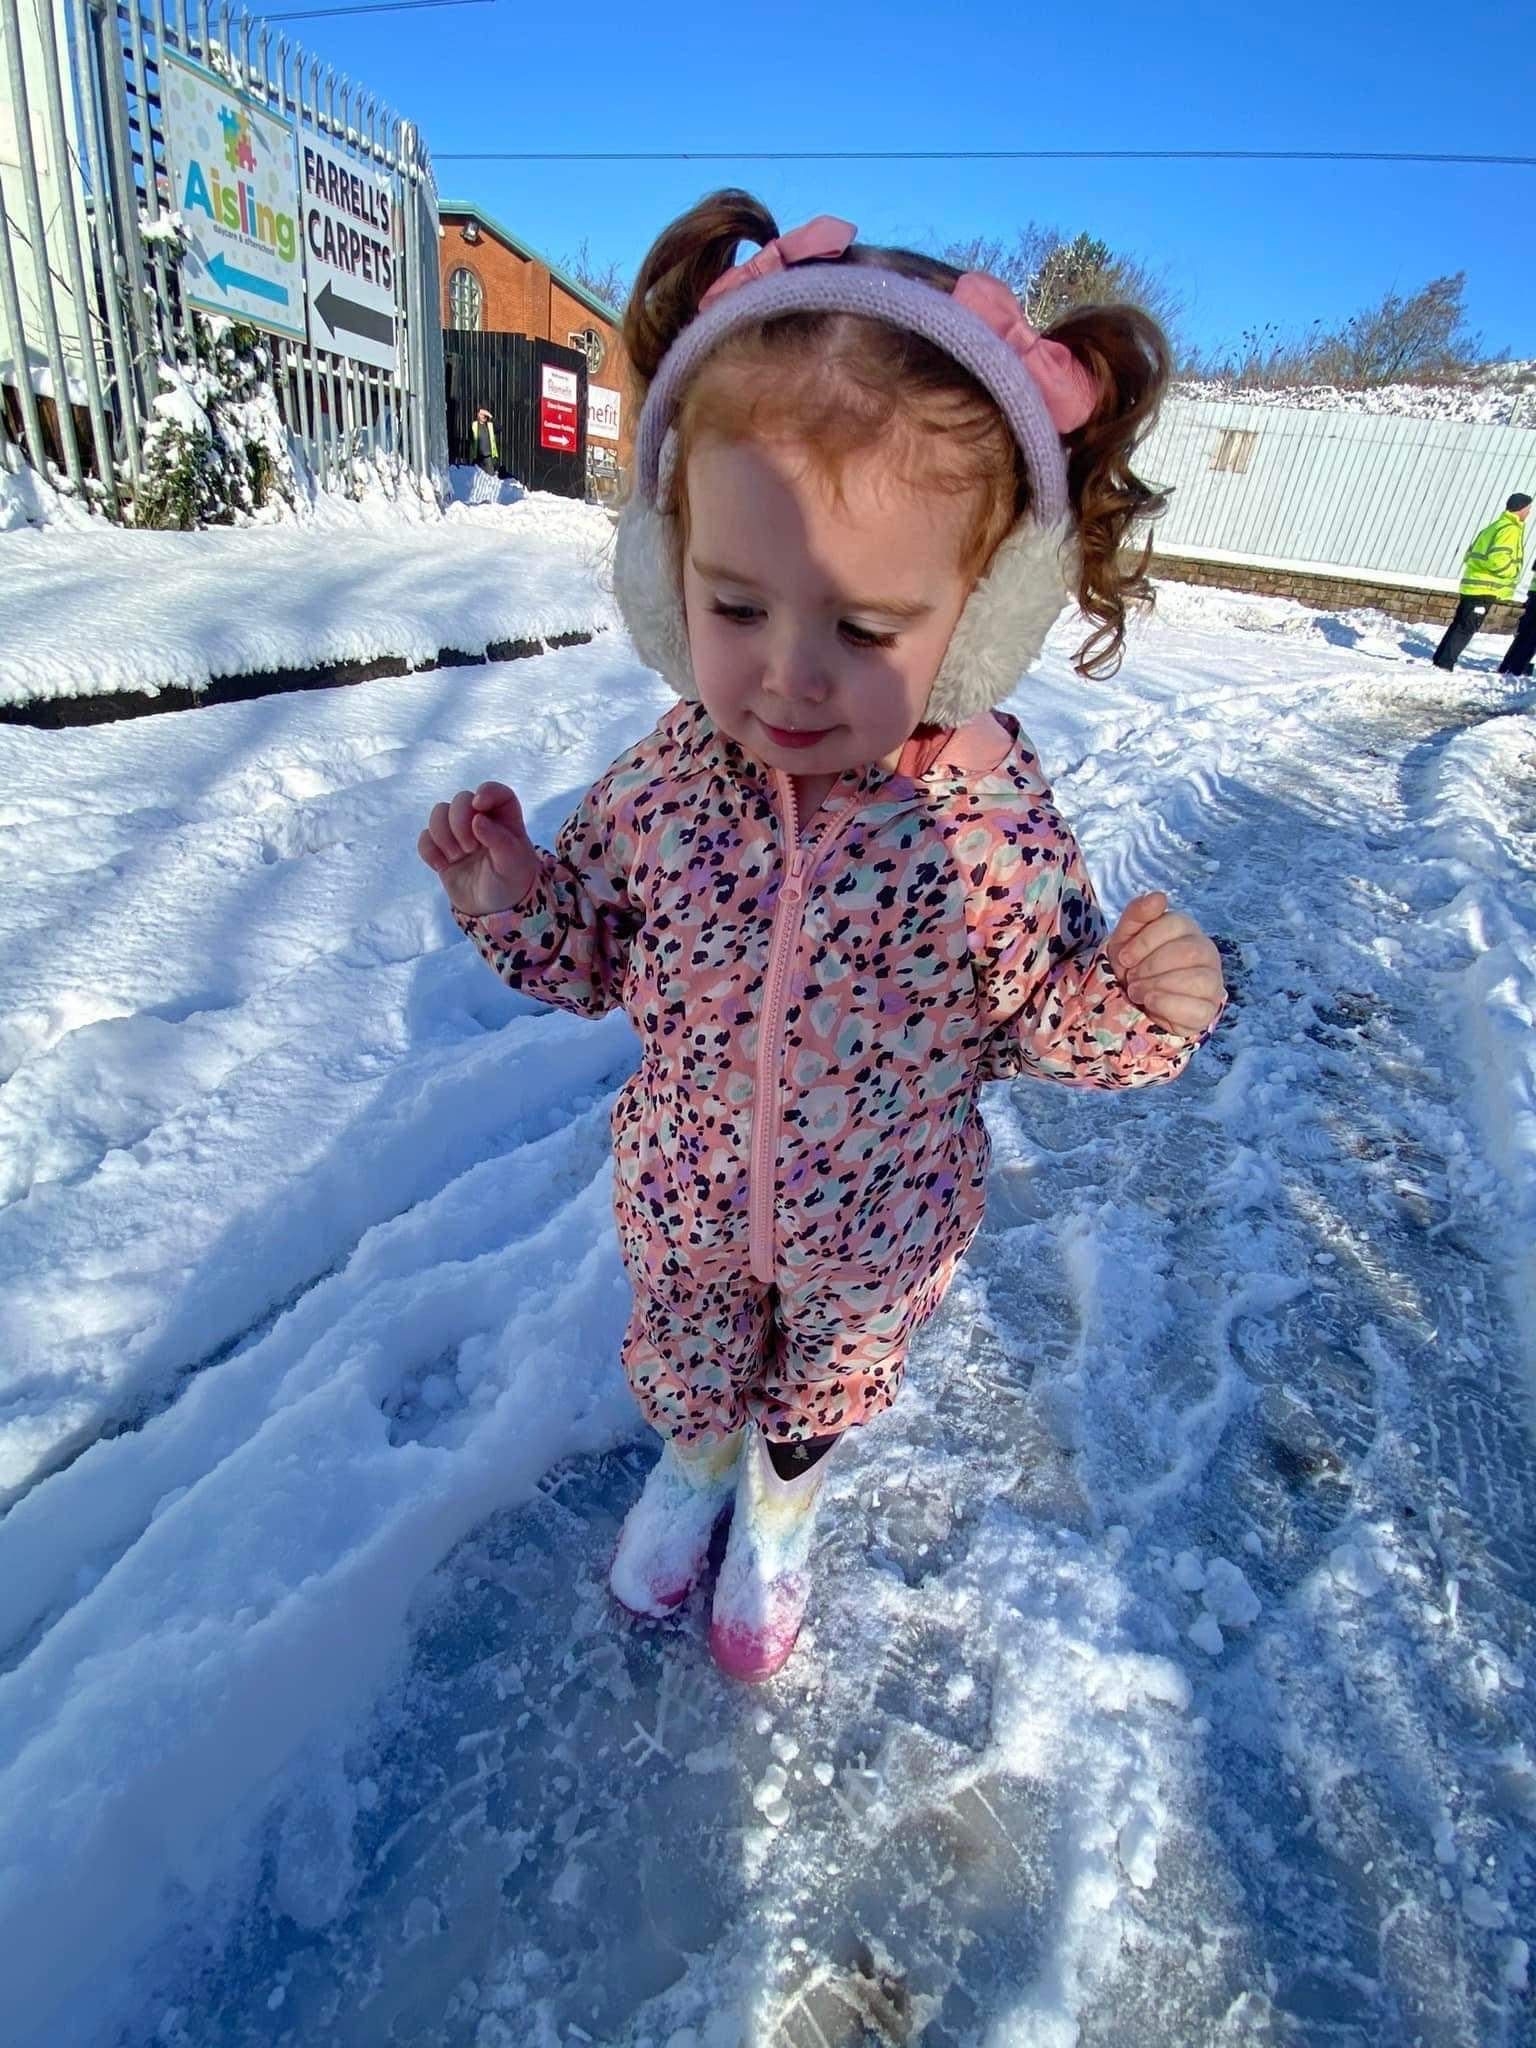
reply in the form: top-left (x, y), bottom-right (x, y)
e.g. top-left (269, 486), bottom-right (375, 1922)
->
top-left (299, 134), bottom-right (400, 372)
top-left (159, 53), bottom-right (305, 340)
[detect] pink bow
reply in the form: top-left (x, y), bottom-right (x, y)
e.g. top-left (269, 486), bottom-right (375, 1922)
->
top-left (699, 215), bottom-right (858, 307)
top-left (952, 272), bottom-right (1098, 435)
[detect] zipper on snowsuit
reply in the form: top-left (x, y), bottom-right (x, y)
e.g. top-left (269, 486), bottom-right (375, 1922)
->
top-left (747, 771), bottom-right (855, 1285)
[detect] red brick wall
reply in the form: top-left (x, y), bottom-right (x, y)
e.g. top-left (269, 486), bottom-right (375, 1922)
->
top-left (441, 219), bottom-right (526, 336)
top-left (440, 215), bottom-right (633, 472)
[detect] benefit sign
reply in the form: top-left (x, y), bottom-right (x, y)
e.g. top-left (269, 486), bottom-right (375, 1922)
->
top-left (299, 134), bottom-right (400, 372)
top-left (159, 52), bottom-right (305, 340)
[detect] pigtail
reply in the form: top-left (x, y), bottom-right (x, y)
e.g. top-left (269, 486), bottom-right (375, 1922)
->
top-left (1048, 305), bottom-right (1171, 678)
top-left (623, 190), bottom-right (781, 393)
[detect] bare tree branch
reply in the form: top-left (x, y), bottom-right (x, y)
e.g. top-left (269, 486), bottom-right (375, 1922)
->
top-left (937, 222), bottom-right (1182, 340)
top-left (560, 237), bottom-right (629, 315)
top-left (1180, 273), bottom-right (1492, 389)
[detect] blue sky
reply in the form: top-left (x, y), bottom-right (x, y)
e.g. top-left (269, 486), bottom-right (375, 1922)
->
top-left (301, 0), bottom-right (1532, 359)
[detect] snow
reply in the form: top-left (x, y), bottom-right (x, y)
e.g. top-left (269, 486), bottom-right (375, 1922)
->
top-left (1327, 1537), bottom-right (1388, 1599)
top-left (1173, 363), bottom-right (1536, 427)
top-left (0, 490), bottom-right (617, 705)
top-left (1412, 706), bottom-right (1536, 1349)
top-left (1171, 1548), bottom-right (1206, 1591)
top-left (446, 461), bottom-right (527, 509)
top-left (139, 210), bottom-right (187, 249)
top-left (0, 570), bottom-right (1533, 2045)
top-left (150, 376), bottom-right (210, 436)
top-left (0, 352), bottom-right (92, 406)
top-left (1201, 1558), bottom-right (1262, 1630)
top-left (0, 461), bottom-right (95, 534)
top-left (1188, 1612), bottom-right (1226, 1657)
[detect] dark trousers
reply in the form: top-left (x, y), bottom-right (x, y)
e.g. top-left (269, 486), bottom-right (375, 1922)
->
top-left (1432, 595), bottom-right (1494, 670)
top-left (1498, 593), bottom-right (1536, 676)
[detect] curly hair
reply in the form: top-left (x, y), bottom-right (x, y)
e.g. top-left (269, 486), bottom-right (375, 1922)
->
top-left (622, 189), bottom-right (1170, 679)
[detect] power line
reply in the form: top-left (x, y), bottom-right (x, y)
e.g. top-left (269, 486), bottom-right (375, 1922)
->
top-left (259, 0), bottom-right (493, 20)
top-left (435, 147), bottom-right (1535, 167)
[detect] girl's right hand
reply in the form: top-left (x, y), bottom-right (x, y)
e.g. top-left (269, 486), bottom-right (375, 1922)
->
top-left (417, 781), bottom-right (538, 917)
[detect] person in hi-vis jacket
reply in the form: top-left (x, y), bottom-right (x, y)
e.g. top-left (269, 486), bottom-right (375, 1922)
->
top-left (471, 407), bottom-right (499, 476)
top-left (1432, 493), bottom-right (1530, 670)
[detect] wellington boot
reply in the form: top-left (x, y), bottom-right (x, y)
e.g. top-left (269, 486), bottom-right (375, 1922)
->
top-left (709, 1427), bottom-right (833, 1682)
top-left (609, 1429), bottom-right (745, 1618)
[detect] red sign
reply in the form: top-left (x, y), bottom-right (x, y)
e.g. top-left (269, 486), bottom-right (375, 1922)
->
top-left (539, 397), bottom-right (578, 452)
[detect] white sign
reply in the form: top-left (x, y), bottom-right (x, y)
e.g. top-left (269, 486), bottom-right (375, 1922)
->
top-left (158, 52), bottom-right (305, 340)
top-left (588, 384), bottom-right (621, 442)
top-left (299, 134), bottom-right (399, 372)
top-left (541, 365), bottom-right (579, 404)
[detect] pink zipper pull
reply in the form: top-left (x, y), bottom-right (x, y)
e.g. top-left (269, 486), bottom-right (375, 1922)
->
top-left (780, 849), bottom-right (807, 907)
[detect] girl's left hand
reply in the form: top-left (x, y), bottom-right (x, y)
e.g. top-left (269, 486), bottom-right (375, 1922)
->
top-left (1106, 892), bottom-right (1226, 1036)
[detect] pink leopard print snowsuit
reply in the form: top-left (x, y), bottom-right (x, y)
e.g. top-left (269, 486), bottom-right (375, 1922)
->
top-left (456, 703), bottom-right (1211, 1446)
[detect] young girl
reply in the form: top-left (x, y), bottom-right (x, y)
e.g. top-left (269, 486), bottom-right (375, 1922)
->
top-left (418, 194), bottom-right (1226, 1683)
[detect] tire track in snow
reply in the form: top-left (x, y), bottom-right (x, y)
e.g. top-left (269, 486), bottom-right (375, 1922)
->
top-left (18, 626), bottom-right (1532, 2045)
top-left (179, 661), bottom-right (1536, 2048)
top-left (1021, 667), bottom-right (1536, 2046)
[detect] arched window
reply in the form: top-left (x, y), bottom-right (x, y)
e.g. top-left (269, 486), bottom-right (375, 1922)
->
top-left (448, 266), bottom-right (483, 331)
top-left (568, 326), bottom-right (606, 374)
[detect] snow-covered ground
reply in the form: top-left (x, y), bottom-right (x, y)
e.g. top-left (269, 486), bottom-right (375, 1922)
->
top-left (0, 573), bottom-right (1532, 2047)
top-left (0, 485), bottom-right (617, 707)
top-left (1172, 368), bottom-right (1536, 428)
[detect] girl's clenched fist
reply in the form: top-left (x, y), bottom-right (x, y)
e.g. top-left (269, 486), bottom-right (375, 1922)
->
top-left (1106, 891), bottom-right (1226, 1037)
top-left (417, 781), bottom-right (537, 918)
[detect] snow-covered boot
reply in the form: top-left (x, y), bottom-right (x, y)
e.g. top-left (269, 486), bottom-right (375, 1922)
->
top-left (609, 1429), bottom-right (745, 1618)
top-left (709, 1428), bottom-right (834, 1682)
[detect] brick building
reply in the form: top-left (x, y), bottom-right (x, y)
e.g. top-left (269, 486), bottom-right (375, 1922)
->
top-left (438, 201), bottom-right (631, 490)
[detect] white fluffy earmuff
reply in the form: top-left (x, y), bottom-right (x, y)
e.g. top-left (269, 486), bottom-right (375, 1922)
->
top-left (612, 494), bottom-right (1078, 729)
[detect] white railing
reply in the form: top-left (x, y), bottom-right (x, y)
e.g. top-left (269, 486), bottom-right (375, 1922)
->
top-left (0, 0), bottom-right (445, 513)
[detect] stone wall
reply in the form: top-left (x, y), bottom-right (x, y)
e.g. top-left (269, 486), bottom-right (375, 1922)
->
top-left (1151, 551), bottom-right (1524, 632)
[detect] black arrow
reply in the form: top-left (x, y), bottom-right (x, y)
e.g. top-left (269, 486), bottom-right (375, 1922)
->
top-left (315, 278), bottom-right (394, 348)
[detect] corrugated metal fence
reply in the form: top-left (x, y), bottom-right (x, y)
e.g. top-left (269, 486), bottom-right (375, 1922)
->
top-left (0, 0), bottom-right (445, 513)
top-left (1141, 397), bottom-right (1536, 591)
top-left (442, 328), bottom-right (589, 497)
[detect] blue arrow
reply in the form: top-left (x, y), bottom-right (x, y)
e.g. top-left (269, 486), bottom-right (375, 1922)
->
top-left (207, 249), bottom-right (289, 305)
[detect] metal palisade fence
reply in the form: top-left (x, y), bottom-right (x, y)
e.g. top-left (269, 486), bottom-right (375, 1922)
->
top-left (1141, 396), bottom-right (1536, 592)
top-left (0, 0), bottom-right (446, 515)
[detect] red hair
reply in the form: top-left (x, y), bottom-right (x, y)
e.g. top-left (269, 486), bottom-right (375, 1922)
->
top-left (623, 190), bottom-right (1170, 679)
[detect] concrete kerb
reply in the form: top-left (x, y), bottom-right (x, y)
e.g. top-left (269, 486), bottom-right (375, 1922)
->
top-left (0, 628), bottom-right (603, 730)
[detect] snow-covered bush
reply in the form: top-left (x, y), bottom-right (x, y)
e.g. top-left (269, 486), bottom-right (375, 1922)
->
top-left (133, 317), bottom-right (296, 531)
top-left (125, 210), bottom-right (296, 530)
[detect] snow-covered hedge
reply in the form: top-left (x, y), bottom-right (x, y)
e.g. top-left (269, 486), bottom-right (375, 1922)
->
top-left (133, 316), bottom-right (295, 531)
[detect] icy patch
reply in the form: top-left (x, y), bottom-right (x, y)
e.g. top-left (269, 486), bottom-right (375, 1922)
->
top-left (1200, 1558), bottom-right (1261, 1630)
top-left (1188, 1612), bottom-right (1225, 1658)
top-left (1326, 1538), bottom-right (1386, 1599)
